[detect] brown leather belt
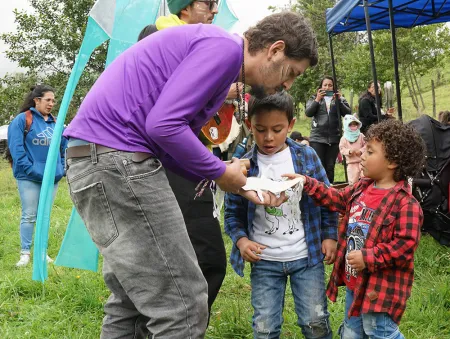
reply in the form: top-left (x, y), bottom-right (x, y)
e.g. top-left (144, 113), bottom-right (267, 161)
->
top-left (66, 144), bottom-right (152, 162)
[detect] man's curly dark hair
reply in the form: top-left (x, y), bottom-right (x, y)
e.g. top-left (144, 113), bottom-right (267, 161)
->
top-left (365, 119), bottom-right (426, 182)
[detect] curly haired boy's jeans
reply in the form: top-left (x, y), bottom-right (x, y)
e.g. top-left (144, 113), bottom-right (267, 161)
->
top-left (339, 288), bottom-right (405, 339)
top-left (250, 258), bottom-right (332, 339)
top-left (66, 150), bottom-right (208, 339)
top-left (16, 179), bottom-right (58, 254)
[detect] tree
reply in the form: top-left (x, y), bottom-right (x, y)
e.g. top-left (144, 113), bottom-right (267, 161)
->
top-left (0, 73), bottom-right (39, 124)
top-left (1, 0), bottom-right (107, 121)
top-left (284, 0), bottom-right (450, 113)
top-left (286, 0), bottom-right (360, 106)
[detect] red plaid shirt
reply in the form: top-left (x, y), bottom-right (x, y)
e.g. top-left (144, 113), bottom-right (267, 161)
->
top-left (304, 177), bottom-right (423, 324)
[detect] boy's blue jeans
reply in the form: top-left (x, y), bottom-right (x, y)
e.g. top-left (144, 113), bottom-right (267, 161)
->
top-left (250, 258), bottom-right (332, 339)
top-left (17, 179), bottom-right (58, 254)
top-left (339, 288), bottom-right (405, 339)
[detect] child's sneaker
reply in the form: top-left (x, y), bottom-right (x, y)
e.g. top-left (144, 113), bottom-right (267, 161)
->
top-left (46, 255), bottom-right (54, 263)
top-left (16, 254), bottom-right (31, 267)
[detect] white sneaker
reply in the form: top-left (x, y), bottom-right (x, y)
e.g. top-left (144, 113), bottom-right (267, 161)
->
top-left (16, 254), bottom-right (31, 267)
top-left (46, 255), bottom-right (54, 263)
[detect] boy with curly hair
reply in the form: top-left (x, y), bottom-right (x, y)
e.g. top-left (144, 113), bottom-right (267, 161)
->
top-left (284, 119), bottom-right (426, 338)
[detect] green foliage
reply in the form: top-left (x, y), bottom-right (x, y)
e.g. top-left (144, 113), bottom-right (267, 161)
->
top-left (0, 0), bottom-right (107, 123)
top-left (0, 73), bottom-right (39, 124)
top-left (1, 0), bottom-right (105, 74)
top-left (286, 0), bottom-right (450, 110)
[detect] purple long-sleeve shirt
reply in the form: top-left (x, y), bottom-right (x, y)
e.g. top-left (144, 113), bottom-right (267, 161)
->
top-left (64, 24), bottom-right (243, 180)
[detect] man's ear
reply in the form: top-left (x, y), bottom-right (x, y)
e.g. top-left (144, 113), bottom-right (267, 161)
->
top-left (267, 40), bottom-right (286, 61)
top-left (179, 7), bottom-right (190, 20)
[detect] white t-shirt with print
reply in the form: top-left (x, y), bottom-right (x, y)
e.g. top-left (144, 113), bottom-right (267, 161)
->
top-left (249, 147), bottom-right (308, 262)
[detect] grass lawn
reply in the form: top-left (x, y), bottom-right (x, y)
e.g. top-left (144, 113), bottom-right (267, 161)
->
top-left (0, 141), bottom-right (449, 338)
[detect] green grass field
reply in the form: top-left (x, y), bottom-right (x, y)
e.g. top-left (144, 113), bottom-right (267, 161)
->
top-left (0, 140), bottom-right (449, 338)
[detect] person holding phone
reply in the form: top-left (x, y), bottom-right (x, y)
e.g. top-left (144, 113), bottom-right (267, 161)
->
top-left (358, 81), bottom-right (395, 134)
top-left (305, 76), bottom-right (351, 183)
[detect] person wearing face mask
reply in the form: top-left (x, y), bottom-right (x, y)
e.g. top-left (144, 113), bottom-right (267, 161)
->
top-left (305, 76), bottom-right (351, 184)
top-left (7, 85), bottom-right (67, 267)
top-left (339, 115), bottom-right (366, 186)
top-left (358, 81), bottom-right (394, 134)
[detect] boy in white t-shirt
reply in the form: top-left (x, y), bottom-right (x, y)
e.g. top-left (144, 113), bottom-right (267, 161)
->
top-left (225, 92), bottom-right (338, 339)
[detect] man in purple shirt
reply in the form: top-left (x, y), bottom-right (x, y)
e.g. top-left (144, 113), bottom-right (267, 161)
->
top-left (64, 10), bottom-right (318, 339)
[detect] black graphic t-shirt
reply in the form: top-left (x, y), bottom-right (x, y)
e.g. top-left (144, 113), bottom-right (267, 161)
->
top-left (343, 183), bottom-right (389, 290)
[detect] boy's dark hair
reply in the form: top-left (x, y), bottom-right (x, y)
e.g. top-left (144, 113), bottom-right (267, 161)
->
top-left (365, 119), bottom-right (426, 182)
top-left (248, 91), bottom-right (294, 123)
top-left (19, 84), bottom-right (54, 113)
top-left (244, 12), bottom-right (318, 66)
top-left (290, 131), bottom-right (303, 141)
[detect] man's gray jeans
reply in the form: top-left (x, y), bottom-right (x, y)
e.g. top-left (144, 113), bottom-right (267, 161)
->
top-left (66, 150), bottom-right (208, 338)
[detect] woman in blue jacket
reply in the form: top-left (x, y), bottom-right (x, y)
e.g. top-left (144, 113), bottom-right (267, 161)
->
top-left (7, 85), bottom-right (67, 267)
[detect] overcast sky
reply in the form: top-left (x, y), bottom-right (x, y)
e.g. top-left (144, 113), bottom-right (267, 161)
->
top-left (0, 0), bottom-right (290, 77)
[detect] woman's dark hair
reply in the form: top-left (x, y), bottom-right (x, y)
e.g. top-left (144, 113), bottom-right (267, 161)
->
top-left (19, 84), bottom-right (54, 113)
top-left (290, 131), bottom-right (303, 141)
top-left (319, 76), bottom-right (334, 89)
top-left (248, 91), bottom-right (294, 123)
top-left (438, 110), bottom-right (450, 125)
top-left (137, 24), bottom-right (158, 41)
top-left (365, 119), bottom-right (426, 181)
top-left (244, 12), bottom-right (318, 66)
top-left (360, 80), bottom-right (382, 107)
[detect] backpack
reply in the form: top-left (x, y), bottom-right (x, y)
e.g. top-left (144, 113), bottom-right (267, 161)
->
top-left (4, 110), bottom-right (34, 166)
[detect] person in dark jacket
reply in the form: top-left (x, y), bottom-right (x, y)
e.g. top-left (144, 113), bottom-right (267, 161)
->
top-left (7, 84), bottom-right (67, 267)
top-left (305, 76), bottom-right (351, 183)
top-left (358, 81), bottom-right (394, 134)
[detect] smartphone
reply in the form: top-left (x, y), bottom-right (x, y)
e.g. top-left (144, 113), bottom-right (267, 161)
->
top-left (325, 90), bottom-right (334, 97)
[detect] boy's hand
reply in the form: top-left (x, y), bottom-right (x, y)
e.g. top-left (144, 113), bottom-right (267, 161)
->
top-left (281, 173), bottom-right (306, 182)
top-left (347, 250), bottom-right (366, 271)
top-left (322, 239), bottom-right (337, 264)
top-left (236, 238), bottom-right (266, 263)
top-left (215, 157), bottom-right (247, 193)
top-left (239, 190), bottom-right (287, 207)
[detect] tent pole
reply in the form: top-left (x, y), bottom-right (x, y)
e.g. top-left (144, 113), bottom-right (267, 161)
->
top-left (364, 0), bottom-right (382, 122)
top-left (388, 0), bottom-right (403, 121)
top-left (329, 33), bottom-right (348, 183)
top-left (328, 33), bottom-right (341, 119)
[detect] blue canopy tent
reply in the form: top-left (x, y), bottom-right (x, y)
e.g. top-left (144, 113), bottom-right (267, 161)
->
top-left (325, 0), bottom-right (450, 122)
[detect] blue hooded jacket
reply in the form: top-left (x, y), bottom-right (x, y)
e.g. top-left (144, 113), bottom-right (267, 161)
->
top-left (7, 107), bottom-right (67, 183)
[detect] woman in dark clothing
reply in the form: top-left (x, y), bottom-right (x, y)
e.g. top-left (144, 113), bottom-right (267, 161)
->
top-left (358, 81), bottom-right (394, 134)
top-left (305, 76), bottom-right (351, 183)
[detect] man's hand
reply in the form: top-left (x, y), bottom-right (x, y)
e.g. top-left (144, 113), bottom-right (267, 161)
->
top-left (236, 237), bottom-right (266, 262)
top-left (226, 82), bottom-right (244, 100)
top-left (347, 250), bottom-right (366, 271)
top-left (215, 157), bottom-right (247, 193)
top-left (240, 190), bottom-right (287, 207)
top-left (322, 239), bottom-right (337, 265)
